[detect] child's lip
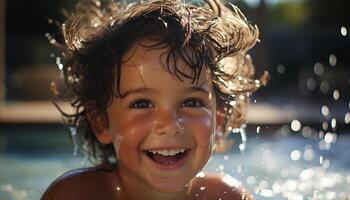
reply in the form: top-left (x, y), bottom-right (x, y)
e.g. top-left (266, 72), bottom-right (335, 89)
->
top-left (142, 146), bottom-right (190, 151)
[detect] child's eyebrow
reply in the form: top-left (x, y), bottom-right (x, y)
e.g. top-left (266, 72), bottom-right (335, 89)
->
top-left (184, 86), bottom-right (210, 94)
top-left (120, 88), bottom-right (155, 98)
top-left (120, 86), bottom-right (209, 98)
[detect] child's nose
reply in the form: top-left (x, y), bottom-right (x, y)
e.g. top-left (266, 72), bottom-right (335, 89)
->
top-left (154, 110), bottom-right (184, 136)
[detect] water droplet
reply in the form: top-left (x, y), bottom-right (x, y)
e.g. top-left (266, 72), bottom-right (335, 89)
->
top-left (272, 182), bottom-right (282, 193)
top-left (56, 57), bottom-right (64, 70)
top-left (291, 120), bottom-right (301, 132)
top-left (47, 18), bottom-right (54, 24)
top-left (341, 26), bottom-right (347, 36)
top-left (333, 89), bottom-right (340, 100)
top-left (291, 150), bottom-right (301, 161)
top-left (94, 0), bottom-right (101, 7)
top-left (256, 126), bottom-right (261, 134)
top-left (321, 105), bottom-right (329, 117)
top-left (329, 54), bottom-right (337, 66)
top-left (331, 118), bottom-right (337, 129)
top-left (322, 159), bottom-right (330, 169)
top-left (319, 155), bottom-right (324, 165)
top-left (322, 121), bottom-right (328, 131)
top-left (261, 180), bottom-right (270, 188)
top-left (219, 165), bottom-right (224, 171)
top-left (345, 112), bottom-right (350, 124)
top-left (116, 186), bottom-right (121, 191)
top-left (324, 132), bottom-right (336, 143)
top-left (306, 78), bottom-right (317, 90)
top-left (319, 130), bottom-right (325, 139)
top-left (301, 126), bottom-right (312, 138)
top-left (223, 155), bottom-right (229, 160)
top-left (229, 101), bottom-right (236, 106)
top-left (69, 126), bottom-right (79, 156)
top-left (300, 168), bottom-right (314, 180)
top-left (314, 62), bottom-right (324, 76)
top-left (320, 81), bottom-right (330, 94)
top-left (196, 171), bottom-right (205, 178)
top-left (247, 176), bottom-right (256, 185)
top-left (200, 186), bottom-right (206, 191)
top-left (49, 38), bottom-right (56, 44)
top-left (303, 148), bottom-right (314, 161)
top-left (277, 64), bottom-right (285, 74)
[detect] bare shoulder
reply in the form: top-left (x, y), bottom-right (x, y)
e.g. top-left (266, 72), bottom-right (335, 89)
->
top-left (41, 167), bottom-right (115, 200)
top-left (190, 173), bottom-right (253, 200)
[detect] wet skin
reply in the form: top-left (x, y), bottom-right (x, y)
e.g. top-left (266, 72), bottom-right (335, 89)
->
top-left (99, 39), bottom-right (216, 198)
top-left (41, 39), bottom-right (252, 200)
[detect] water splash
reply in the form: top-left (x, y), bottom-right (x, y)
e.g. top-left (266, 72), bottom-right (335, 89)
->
top-left (69, 126), bottom-right (79, 156)
top-left (232, 126), bottom-right (247, 153)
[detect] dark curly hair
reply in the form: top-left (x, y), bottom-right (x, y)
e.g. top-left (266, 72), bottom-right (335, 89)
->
top-left (51, 0), bottom-right (269, 165)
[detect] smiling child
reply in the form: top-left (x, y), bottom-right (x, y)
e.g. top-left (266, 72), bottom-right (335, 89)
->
top-left (42, 0), bottom-right (268, 199)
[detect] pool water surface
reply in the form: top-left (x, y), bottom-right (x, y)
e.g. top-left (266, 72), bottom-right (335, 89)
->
top-left (0, 125), bottom-right (349, 200)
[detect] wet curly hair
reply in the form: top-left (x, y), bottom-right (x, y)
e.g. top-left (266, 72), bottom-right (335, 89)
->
top-left (52, 0), bottom-right (269, 165)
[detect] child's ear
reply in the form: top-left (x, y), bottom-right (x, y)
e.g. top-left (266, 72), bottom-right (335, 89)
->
top-left (85, 105), bottom-right (112, 144)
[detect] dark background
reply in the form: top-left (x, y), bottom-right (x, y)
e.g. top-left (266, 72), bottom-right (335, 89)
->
top-left (4, 0), bottom-right (350, 105)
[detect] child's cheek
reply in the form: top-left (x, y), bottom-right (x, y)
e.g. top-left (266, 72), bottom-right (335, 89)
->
top-left (184, 113), bottom-right (214, 146)
top-left (113, 113), bottom-right (154, 149)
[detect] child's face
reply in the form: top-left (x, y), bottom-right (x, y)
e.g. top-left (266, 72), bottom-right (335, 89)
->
top-left (102, 39), bottom-right (216, 192)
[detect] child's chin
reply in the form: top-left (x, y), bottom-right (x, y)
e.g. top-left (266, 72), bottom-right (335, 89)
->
top-left (150, 181), bottom-right (188, 193)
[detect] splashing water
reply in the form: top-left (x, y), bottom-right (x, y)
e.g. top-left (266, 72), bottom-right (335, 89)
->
top-left (232, 126), bottom-right (247, 153)
top-left (68, 126), bottom-right (79, 156)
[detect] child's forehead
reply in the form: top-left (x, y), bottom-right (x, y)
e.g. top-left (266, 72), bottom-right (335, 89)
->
top-left (118, 39), bottom-right (212, 89)
top-left (122, 39), bottom-right (182, 63)
top-left (121, 38), bottom-right (211, 81)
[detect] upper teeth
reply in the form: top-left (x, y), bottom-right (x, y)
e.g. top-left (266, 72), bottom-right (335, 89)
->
top-left (148, 149), bottom-right (186, 156)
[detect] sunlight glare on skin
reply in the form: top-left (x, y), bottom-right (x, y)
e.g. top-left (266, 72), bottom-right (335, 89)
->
top-left (221, 174), bottom-right (241, 188)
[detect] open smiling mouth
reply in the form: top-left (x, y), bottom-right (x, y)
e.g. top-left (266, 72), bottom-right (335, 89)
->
top-left (143, 149), bottom-right (191, 167)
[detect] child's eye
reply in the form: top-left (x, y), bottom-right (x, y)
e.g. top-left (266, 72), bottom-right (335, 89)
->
top-left (182, 98), bottom-right (204, 108)
top-left (129, 99), bottom-right (153, 109)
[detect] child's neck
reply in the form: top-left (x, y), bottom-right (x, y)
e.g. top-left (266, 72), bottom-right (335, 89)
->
top-left (109, 163), bottom-right (192, 200)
